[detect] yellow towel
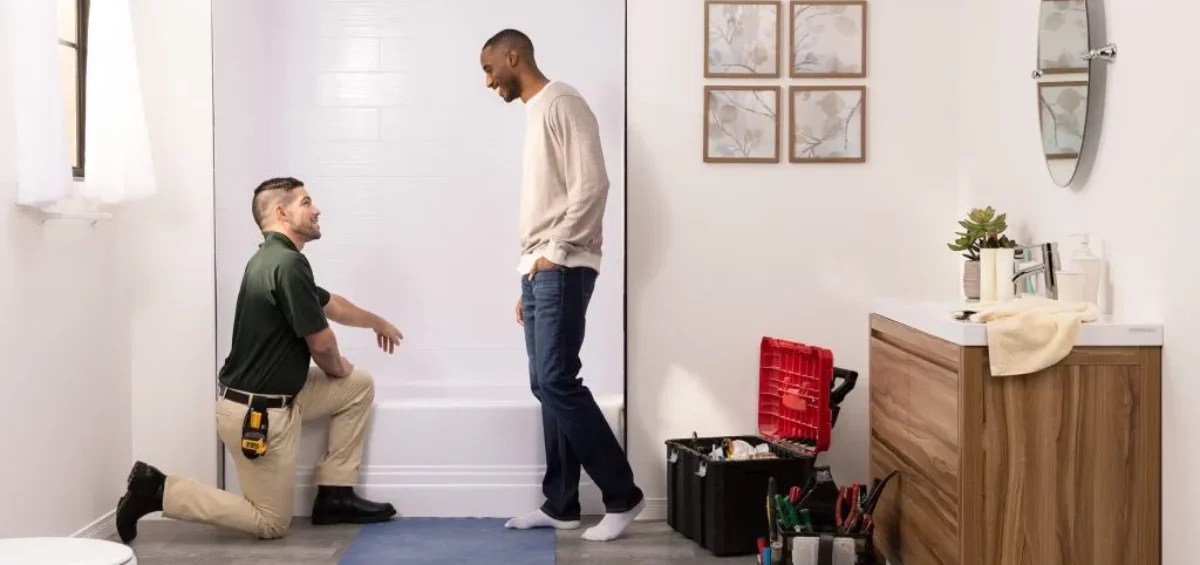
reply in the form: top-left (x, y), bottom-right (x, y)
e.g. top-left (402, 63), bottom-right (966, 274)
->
top-left (964, 296), bottom-right (1099, 376)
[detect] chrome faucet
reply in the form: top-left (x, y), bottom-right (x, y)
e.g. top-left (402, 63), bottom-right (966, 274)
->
top-left (1012, 242), bottom-right (1059, 299)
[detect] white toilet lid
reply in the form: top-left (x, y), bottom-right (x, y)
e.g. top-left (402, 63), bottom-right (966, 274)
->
top-left (0, 538), bottom-right (135, 565)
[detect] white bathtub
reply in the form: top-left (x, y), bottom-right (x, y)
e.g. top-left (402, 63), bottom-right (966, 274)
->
top-left (223, 382), bottom-right (624, 518)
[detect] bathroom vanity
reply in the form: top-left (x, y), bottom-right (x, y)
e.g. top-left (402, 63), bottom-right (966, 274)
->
top-left (867, 300), bottom-right (1161, 565)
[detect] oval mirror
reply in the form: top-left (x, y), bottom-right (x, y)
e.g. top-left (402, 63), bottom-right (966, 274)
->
top-left (1034, 0), bottom-right (1091, 187)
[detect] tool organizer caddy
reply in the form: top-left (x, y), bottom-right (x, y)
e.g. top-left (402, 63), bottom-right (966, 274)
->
top-left (773, 466), bottom-right (897, 565)
top-left (665, 337), bottom-right (858, 557)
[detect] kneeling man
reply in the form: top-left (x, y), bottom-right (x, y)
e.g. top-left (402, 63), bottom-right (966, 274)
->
top-left (115, 177), bottom-right (403, 542)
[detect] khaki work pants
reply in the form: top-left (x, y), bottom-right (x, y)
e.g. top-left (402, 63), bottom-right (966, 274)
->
top-left (160, 366), bottom-right (375, 538)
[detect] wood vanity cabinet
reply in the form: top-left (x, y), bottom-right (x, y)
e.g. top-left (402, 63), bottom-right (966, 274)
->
top-left (867, 314), bottom-right (1161, 565)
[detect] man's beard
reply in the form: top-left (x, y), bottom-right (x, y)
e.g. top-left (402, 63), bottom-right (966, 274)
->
top-left (502, 77), bottom-right (520, 102)
top-left (293, 221), bottom-right (320, 241)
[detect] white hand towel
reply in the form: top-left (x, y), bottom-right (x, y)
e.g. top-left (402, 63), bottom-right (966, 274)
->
top-left (963, 296), bottom-right (1099, 376)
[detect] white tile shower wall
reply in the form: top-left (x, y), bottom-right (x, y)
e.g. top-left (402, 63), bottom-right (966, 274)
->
top-left (213, 0), bottom-right (626, 518)
top-left (213, 0), bottom-right (626, 397)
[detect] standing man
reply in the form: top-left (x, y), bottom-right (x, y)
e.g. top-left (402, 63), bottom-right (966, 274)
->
top-left (115, 177), bottom-right (402, 543)
top-left (480, 29), bottom-right (644, 542)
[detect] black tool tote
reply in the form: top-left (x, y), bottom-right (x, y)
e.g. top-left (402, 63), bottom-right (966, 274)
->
top-left (664, 337), bottom-right (858, 557)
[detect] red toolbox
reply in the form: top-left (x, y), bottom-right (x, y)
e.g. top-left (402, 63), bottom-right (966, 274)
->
top-left (664, 337), bottom-right (858, 557)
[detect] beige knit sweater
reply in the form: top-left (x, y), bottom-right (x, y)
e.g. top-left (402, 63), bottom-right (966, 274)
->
top-left (516, 81), bottom-right (610, 274)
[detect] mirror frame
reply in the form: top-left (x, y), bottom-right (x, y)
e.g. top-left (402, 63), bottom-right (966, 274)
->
top-left (1032, 0), bottom-right (1116, 188)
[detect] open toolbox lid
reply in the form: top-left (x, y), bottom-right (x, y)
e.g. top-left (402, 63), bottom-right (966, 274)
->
top-left (757, 336), bottom-right (834, 454)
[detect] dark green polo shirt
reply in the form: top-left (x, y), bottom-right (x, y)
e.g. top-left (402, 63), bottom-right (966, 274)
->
top-left (217, 231), bottom-right (331, 396)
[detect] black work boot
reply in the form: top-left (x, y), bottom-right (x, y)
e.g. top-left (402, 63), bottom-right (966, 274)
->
top-left (310, 486), bottom-right (396, 525)
top-left (116, 461), bottom-right (166, 544)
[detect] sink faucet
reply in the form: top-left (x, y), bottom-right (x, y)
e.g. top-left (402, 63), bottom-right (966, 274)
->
top-left (1011, 242), bottom-right (1059, 299)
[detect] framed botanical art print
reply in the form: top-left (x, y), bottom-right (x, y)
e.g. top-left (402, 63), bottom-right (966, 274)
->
top-left (789, 85), bottom-right (866, 163)
top-left (705, 1), bottom-right (783, 78)
top-left (789, 1), bottom-right (867, 78)
top-left (704, 85), bottom-right (781, 163)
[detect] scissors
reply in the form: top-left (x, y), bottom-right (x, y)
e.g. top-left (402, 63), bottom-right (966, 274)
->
top-left (835, 483), bottom-right (861, 534)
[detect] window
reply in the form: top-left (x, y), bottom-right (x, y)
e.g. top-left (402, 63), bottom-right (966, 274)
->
top-left (57, 0), bottom-right (89, 179)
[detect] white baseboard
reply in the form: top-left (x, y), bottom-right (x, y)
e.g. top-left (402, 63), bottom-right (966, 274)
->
top-left (72, 510), bottom-right (117, 540)
top-left (636, 498), bottom-right (668, 521)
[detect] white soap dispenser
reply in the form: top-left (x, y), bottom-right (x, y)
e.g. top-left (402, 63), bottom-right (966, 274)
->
top-left (1065, 233), bottom-right (1103, 307)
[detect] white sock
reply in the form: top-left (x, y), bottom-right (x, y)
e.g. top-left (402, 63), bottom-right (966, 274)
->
top-left (504, 509), bottom-right (580, 530)
top-left (582, 499), bottom-right (645, 541)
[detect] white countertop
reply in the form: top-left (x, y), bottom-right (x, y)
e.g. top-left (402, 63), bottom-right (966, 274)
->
top-left (871, 298), bottom-right (1164, 347)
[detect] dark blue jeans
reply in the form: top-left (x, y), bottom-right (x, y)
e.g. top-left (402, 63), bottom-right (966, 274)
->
top-left (521, 266), bottom-right (643, 520)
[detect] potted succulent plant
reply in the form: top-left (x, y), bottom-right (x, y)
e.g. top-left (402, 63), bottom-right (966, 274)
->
top-left (948, 206), bottom-right (1016, 299)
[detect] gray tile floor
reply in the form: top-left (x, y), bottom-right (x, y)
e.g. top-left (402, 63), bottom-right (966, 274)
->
top-left (112, 517), bottom-right (755, 564)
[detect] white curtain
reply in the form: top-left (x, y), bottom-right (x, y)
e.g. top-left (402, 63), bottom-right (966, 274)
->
top-left (81, 0), bottom-right (158, 204)
top-left (2, 0), bottom-right (75, 207)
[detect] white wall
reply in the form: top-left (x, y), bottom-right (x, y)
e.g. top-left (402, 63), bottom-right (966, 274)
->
top-left (119, 0), bottom-right (217, 495)
top-left (958, 2), bottom-right (1195, 563)
top-left (0, 163), bottom-right (129, 536)
top-left (0, 2), bottom-right (130, 538)
top-left (212, 0), bottom-right (626, 400)
top-left (0, 209), bottom-right (129, 538)
top-left (626, 0), bottom-right (960, 507)
top-left (0, 0), bottom-right (214, 538)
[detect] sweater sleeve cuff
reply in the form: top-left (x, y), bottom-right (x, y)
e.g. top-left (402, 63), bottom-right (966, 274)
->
top-left (543, 240), bottom-right (571, 265)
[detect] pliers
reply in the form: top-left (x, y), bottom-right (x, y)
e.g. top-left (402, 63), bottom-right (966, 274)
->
top-left (775, 494), bottom-right (802, 533)
top-left (856, 470), bottom-right (899, 535)
top-left (835, 483), bottom-right (861, 534)
top-left (860, 471), bottom-right (898, 515)
top-left (788, 486), bottom-right (803, 505)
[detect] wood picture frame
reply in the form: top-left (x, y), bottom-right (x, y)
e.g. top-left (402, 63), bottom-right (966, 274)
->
top-left (704, 85), bottom-right (782, 163)
top-left (789, 85), bottom-right (866, 163)
top-left (705, 1), bottom-right (783, 78)
top-left (789, 0), bottom-right (867, 79)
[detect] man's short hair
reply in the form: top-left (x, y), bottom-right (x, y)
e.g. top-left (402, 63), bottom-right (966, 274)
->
top-left (482, 28), bottom-right (534, 58)
top-left (251, 176), bottom-right (304, 228)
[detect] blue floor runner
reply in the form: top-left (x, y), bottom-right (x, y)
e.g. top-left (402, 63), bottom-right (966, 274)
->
top-left (339, 518), bottom-right (556, 565)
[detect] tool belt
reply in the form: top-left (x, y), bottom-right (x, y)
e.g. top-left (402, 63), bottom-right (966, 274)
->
top-left (219, 386), bottom-right (292, 460)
